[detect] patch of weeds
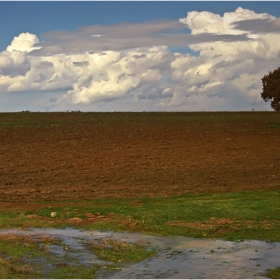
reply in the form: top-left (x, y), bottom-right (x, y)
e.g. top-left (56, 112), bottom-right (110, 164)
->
top-left (167, 250), bottom-right (183, 258)
top-left (268, 124), bottom-right (280, 129)
top-left (49, 263), bottom-right (97, 279)
top-left (38, 235), bottom-right (62, 246)
top-left (86, 238), bottom-right (156, 263)
top-left (266, 267), bottom-right (280, 279)
top-left (36, 206), bottom-right (85, 220)
top-left (0, 212), bottom-right (48, 229)
top-left (0, 257), bottom-right (41, 278)
top-left (140, 196), bottom-right (153, 203)
top-left (0, 234), bottom-right (40, 258)
top-left (36, 207), bottom-right (63, 218)
top-left (103, 264), bottom-right (123, 271)
top-left (24, 210), bottom-right (34, 215)
top-left (0, 233), bottom-right (62, 275)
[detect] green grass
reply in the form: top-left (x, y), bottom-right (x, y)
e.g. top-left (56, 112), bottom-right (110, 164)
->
top-left (80, 190), bottom-right (280, 241)
top-left (0, 235), bottom-right (45, 279)
top-left (48, 263), bottom-right (97, 279)
top-left (36, 206), bottom-right (85, 220)
top-left (1, 190), bottom-right (279, 242)
top-left (268, 124), bottom-right (280, 129)
top-left (0, 233), bottom-right (98, 279)
top-left (86, 238), bottom-right (156, 263)
top-left (0, 235), bottom-right (41, 258)
top-left (0, 257), bottom-right (41, 279)
top-left (0, 213), bottom-right (62, 229)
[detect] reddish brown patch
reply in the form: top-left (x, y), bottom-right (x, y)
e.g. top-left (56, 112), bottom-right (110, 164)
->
top-left (165, 218), bottom-right (278, 230)
top-left (23, 211), bottom-right (115, 227)
top-left (165, 218), bottom-right (235, 230)
top-left (67, 217), bottom-right (83, 223)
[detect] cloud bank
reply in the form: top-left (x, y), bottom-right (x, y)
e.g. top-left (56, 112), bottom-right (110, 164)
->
top-left (0, 7), bottom-right (280, 111)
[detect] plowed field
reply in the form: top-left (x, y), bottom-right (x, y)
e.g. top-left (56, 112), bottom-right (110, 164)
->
top-left (1, 112), bottom-right (280, 205)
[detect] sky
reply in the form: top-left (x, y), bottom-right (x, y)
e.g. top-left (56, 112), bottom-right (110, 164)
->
top-left (0, 1), bottom-right (280, 112)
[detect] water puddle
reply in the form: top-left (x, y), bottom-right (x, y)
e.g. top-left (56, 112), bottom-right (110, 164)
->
top-left (0, 227), bottom-right (279, 278)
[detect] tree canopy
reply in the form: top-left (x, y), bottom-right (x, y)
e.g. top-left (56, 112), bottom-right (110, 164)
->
top-left (261, 67), bottom-right (280, 111)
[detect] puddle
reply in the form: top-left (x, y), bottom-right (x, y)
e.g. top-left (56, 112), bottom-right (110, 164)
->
top-left (0, 228), bottom-right (279, 278)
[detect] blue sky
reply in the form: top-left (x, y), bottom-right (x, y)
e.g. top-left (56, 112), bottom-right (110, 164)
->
top-left (0, 1), bottom-right (280, 112)
top-left (1, 1), bottom-right (279, 52)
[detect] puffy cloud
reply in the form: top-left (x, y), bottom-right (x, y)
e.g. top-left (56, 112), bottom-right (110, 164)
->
top-left (0, 7), bottom-right (279, 111)
top-left (6, 33), bottom-right (40, 53)
top-left (172, 7), bottom-right (280, 108)
top-left (57, 47), bottom-right (168, 104)
top-left (0, 50), bottom-right (30, 77)
top-left (179, 7), bottom-right (275, 35)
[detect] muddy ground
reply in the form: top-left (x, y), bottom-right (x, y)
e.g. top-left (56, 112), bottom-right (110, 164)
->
top-left (0, 112), bottom-right (280, 211)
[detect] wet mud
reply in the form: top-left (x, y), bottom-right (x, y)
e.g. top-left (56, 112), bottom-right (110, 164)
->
top-left (0, 228), bottom-right (279, 278)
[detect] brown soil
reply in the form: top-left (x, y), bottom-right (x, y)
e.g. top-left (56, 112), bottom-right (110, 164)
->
top-left (1, 112), bottom-right (280, 211)
top-left (165, 218), bottom-right (278, 230)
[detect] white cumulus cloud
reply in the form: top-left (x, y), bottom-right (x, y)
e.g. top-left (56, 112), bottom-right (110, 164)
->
top-left (0, 7), bottom-right (279, 111)
top-left (6, 32), bottom-right (40, 53)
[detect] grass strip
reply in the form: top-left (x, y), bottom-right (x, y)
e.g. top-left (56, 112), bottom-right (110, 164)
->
top-left (0, 190), bottom-right (279, 241)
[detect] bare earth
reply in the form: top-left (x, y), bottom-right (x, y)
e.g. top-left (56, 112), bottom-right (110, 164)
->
top-left (0, 112), bottom-right (280, 211)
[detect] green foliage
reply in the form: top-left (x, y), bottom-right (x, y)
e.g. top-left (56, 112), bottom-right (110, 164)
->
top-left (266, 267), bottom-right (280, 279)
top-left (261, 67), bottom-right (280, 111)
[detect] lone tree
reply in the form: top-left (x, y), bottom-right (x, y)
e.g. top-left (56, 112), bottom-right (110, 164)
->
top-left (261, 67), bottom-right (280, 111)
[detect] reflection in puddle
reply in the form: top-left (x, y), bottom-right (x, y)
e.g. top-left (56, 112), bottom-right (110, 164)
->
top-left (1, 228), bottom-right (279, 278)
